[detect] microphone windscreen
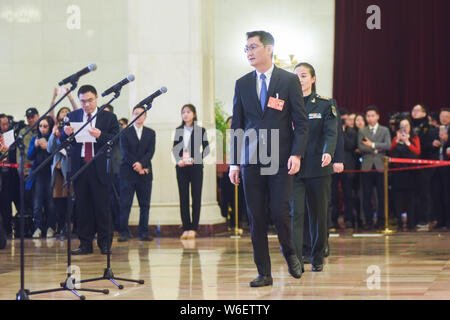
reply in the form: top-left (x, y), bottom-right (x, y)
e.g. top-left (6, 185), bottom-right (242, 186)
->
top-left (88, 64), bottom-right (97, 72)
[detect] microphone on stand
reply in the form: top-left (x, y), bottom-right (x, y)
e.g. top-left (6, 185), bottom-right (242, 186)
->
top-left (58, 64), bottom-right (97, 86)
top-left (101, 75), bottom-right (135, 97)
top-left (135, 87), bottom-right (168, 108)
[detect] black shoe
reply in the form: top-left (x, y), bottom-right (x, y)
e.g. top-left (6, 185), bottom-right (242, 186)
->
top-left (100, 247), bottom-right (110, 255)
top-left (117, 236), bottom-right (128, 242)
top-left (71, 247), bottom-right (93, 255)
top-left (302, 256), bottom-right (311, 264)
top-left (139, 235), bottom-right (153, 241)
top-left (312, 264), bottom-right (323, 272)
top-left (249, 275), bottom-right (273, 287)
top-left (286, 255), bottom-right (302, 279)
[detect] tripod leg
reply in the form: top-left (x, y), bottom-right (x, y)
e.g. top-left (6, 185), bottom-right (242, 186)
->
top-left (113, 277), bottom-right (145, 284)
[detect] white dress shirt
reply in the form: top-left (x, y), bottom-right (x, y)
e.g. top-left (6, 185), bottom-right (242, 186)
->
top-left (81, 108), bottom-right (97, 158)
top-left (183, 125), bottom-right (193, 150)
top-left (134, 124), bottom-right (143, 140)
top-left (255, 64), bottom-right (274, 101)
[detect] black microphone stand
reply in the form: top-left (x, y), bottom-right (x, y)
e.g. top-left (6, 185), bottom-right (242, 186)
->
top-left (22, 82), bottom-right (109, 300)
top-left (68, 96), bottom-right (154, 290)
top-left (12, 83), bottom-right (77, 300)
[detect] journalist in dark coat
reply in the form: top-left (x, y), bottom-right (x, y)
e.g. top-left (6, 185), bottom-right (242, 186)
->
top-left (290, 63), bottom-right (338, 272)
top-left (118, 106), bottom-right (156, 241)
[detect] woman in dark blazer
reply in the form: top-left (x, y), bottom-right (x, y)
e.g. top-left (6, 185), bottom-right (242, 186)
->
top-left (173, 104), bottom-right (209, 240)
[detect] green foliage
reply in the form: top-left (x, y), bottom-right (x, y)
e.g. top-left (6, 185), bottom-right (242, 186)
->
top-left (215, 99), bottom-right (229, 156)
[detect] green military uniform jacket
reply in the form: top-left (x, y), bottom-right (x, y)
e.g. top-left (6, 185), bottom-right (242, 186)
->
top-left (297, 93), bottom-right (338, 179)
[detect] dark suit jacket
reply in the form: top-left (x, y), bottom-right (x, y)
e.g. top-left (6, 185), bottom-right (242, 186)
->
top-left (119, 125), bottom-right (156, 181)
top-left (298, 94), bottom-right (338, 179)
top-left (230, 65), bottom-right (309, 168)
top-left (172, 124), bottom-right (209, 167)
top-left (333, 107), bottom-right (344, 164)
top-left (61, 108), bottom-right (120, 185)
top-left (342, 127), bottom-right (358, 170)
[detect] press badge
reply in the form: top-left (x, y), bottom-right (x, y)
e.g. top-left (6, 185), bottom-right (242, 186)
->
top-left (267, 95), bottom-right (285, 111)
top-left (309, 113), bottom-right (322, 119)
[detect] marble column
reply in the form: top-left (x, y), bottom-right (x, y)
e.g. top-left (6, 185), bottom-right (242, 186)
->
top-left (126, 0), bottom-right (225, 236)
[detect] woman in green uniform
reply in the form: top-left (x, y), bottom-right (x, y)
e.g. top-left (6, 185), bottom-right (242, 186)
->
top-left (290, 62), bottom-right (338, 272)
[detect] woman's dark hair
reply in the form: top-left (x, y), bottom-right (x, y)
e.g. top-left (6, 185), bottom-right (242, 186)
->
top-left (354, 112), bottom-right (368, 128)
top-left (38, 116), bottom-right (54, 137)
top-left (294, 62), bottom-right (316, 94)
top-left (56, 107), bottom-right (71, 120)
top-left (395, 116), bottom-right (416, 138)
top-left (179, 104), bottom-right (198, 128)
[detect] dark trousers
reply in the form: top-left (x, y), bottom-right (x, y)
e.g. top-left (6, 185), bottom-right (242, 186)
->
top-left (0, 171), bottom-right (12, 236)
top-left (32, 173), bottom-right (55, 232)
top-left (176, 165), bottom-right (203, 231)
top-left (362, 171), bottom-right (385, 227)
top-left (119, 177), bottom-right (152, 238)
top-left (392, 188), bottom-right (417, 229)
top-left (331, 173), bottom-right (355, 225)
top-left (242, 165), bottom-right (295, 276)
top-left (219, 173), bottom-right (247, 227)
top-left (291, 175), bottom-right (331, 266)
top-left (431, 167), bottom-right (450, 228)
top-left (73, 164), bottom-right (112, 250)
top-left (53, 197), bottom-right (67, 234)
top-left (416, 169), bottom-right (435, 224)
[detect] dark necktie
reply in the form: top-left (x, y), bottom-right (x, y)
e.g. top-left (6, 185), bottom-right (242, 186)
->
top-left (84, 113), bottom-right (93, 162)
top-left (260, 73), bottom-right (267, 111)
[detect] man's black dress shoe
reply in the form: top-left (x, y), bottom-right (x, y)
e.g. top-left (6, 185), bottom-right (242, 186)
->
top-left (71, 247), bottom-right (93, 255)
top-left (249, 275), bottom-right (273, 287)
top-left (139, 235), bottom-right (153, 241)
top-left (100, 247), bottom-right (109, 255)
top-left (312, 264), bottom-right (323, 272)
top-left (302, 256), bottom-right (311, 264)
top-left (117, 236), bottom-right (128, 242)
top-left (286, 255), bottom-right (302, 279)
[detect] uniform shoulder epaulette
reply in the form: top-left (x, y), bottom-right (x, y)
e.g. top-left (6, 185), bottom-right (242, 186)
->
top-left (316, 95), bottom-right (331, 101)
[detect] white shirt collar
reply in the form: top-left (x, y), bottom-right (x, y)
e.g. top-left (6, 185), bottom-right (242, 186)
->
top-left (83, 108), bottom-right (97, 119)
top-left (256, 64), bottom-right (274, 81)
top-left (369, 123), bottom-right (379, 130)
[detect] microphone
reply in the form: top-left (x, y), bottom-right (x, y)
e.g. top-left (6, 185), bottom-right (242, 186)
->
top-left (101, 74), bottom-right (135, 97)
top-left (135, 87), bottom-right (168, 107)
top-left (58, 64), bottom-right (97, 86)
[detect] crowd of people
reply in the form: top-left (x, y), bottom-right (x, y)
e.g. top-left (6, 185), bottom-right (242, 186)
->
top-left (331, 105), bottom-right (450, 232)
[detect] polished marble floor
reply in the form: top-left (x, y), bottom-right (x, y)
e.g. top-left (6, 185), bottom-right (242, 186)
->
top-left (0, 232), bottom-right (449, 300)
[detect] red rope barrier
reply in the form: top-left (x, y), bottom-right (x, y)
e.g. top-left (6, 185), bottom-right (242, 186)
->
top-left (342, 157), bottom-right (450, 173)
top-left (0, 163), bottom-right (32, 169)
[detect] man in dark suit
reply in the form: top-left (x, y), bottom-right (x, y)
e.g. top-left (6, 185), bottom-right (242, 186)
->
top-left (229, 31), bottom-right (309, 287)
top-left (62, 85), bottom-right (119, 254)
top-left (118, 105), bottom-right (155, 242)
top-left (357, 105), bottom-right (391, 230)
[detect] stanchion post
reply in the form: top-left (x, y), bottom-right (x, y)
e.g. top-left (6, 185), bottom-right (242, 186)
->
top-left (383, 156), bottom-right (393, 235)
top-left (231, 184), bottom-right (242, 238)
